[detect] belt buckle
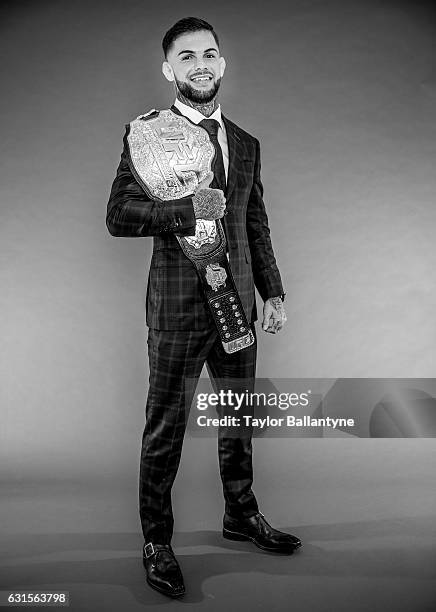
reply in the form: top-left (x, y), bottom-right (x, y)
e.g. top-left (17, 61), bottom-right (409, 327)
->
top-left (144, 542), bottom-right (155, 558)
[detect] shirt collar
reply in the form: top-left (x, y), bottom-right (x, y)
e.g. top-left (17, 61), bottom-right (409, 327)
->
top-left (174, 98), bottom-right (224, 131)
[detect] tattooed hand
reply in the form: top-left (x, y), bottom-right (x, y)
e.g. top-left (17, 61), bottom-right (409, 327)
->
top-left (262, 296), bottom-right (287, 334)
top-left (192, 172), bottom-right (226, 220)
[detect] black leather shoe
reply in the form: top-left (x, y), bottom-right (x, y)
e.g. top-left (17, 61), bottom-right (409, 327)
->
top-left (223, 511), bottom-right (302, 554)
top-left (142, 542), bottom-right (185, 598)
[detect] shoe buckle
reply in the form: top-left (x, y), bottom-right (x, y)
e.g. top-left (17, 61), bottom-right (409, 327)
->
top-left (144, 542), bottom-right (155, 558)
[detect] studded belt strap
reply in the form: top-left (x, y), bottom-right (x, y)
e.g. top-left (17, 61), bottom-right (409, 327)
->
top-left (176, 222), bottom-right (254, 354)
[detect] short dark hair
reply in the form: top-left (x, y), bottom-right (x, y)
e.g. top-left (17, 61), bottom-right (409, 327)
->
top-left (162, 17), bottom-right (220, 58)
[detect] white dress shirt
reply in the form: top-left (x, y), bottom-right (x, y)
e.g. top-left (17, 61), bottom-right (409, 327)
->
top-left (173, 98), bottom-right (229, 182)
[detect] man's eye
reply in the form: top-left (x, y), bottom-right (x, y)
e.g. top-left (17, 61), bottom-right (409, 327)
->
top-left (205, 54), bottom-right (216, 59)
top-left (181, 55), bottom-right (193, 61)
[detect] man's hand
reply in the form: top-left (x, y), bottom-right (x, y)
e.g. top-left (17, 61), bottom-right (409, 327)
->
top-left (192, 172), bottom-right (226, 220)
top-left (262, 296), bottom-right (287, 334)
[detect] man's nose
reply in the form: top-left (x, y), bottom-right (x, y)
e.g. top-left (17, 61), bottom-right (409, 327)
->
top-left (193, 56), bottom-right (207, 69)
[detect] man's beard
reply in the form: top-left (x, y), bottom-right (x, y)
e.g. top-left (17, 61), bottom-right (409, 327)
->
top-left (175, 76), bottom-right (221, 104)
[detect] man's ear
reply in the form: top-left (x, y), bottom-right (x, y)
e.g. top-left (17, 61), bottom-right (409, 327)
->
top-left (162, 61), bottom-right (175, 82)
top-left (219, 57), bottom-right (226, 78)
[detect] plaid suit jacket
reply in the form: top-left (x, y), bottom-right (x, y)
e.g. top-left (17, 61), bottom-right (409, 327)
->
top-left (106, 108), bottom-right (284, 330)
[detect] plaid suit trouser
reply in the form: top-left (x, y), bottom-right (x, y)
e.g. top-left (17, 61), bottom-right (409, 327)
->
top-left (139, 323), bottom-right (259, 544)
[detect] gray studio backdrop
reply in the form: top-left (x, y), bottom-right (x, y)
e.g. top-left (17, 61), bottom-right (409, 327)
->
top-left (2, 0), bottom-right (436, 483)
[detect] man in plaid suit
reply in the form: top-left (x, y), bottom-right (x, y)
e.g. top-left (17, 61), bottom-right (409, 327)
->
top-left (106, 16), bottom-right (302, 598)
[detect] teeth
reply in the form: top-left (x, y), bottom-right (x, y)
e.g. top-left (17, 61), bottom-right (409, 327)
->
top-left (192, 76), bottom-right (211, 81)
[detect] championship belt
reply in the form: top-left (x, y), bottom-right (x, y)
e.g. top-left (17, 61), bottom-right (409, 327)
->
top-left (126, 109), bottom-right (254, 354)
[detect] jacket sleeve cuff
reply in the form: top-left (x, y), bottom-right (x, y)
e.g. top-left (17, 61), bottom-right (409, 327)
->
top-left (173, 197), bottom-right (197, 236)
top-left (145, 197), bottom-right (197, 236)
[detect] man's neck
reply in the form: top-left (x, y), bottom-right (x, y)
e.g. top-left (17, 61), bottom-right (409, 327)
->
top-left (175, 91), bottom-right (219, 117)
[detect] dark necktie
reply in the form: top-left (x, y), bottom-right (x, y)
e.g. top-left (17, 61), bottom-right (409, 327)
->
top-left (199, 118), bottom-right (226, 192)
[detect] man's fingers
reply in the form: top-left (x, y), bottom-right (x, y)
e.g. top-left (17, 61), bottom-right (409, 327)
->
top-left (265, 325), bottom-right (282, 334)
top-left (263, 317), bottom-right (275, 332)
top-left (263, 312), bottom-right (285, 333)
top-left (214, 188), bottom-right (225, 203)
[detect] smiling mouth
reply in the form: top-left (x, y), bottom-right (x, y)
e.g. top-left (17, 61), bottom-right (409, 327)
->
top-left (190, 74), bottom-right (213, 83)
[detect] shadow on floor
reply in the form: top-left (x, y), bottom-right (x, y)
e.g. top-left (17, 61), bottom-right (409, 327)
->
top-left (1, 515), bottom-right (436, 606)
